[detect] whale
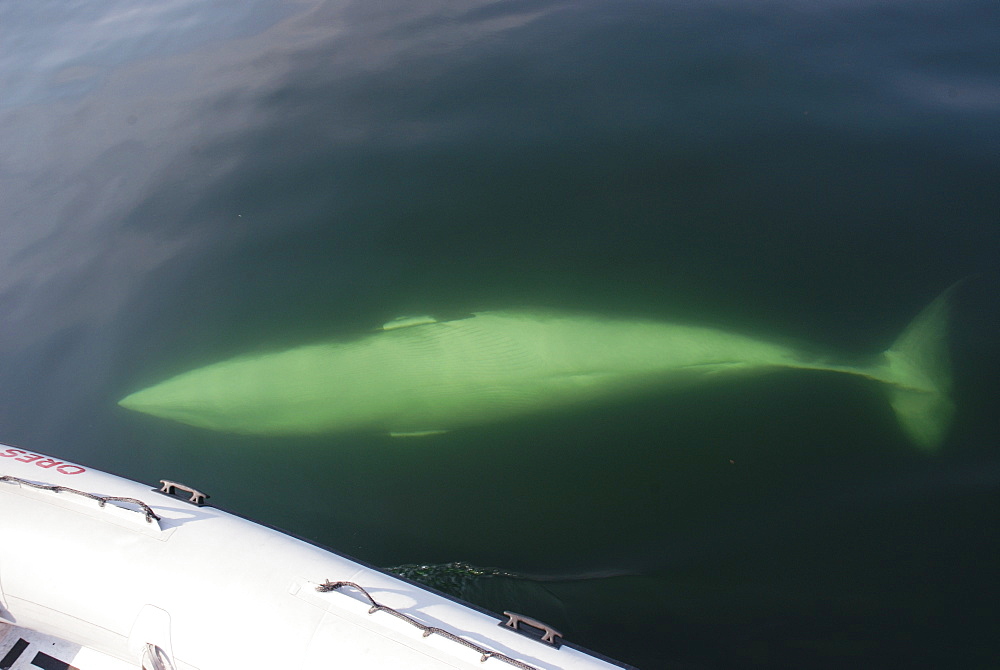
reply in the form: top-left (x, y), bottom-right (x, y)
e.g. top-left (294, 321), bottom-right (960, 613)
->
top-left (119, 287), bottom-right (955, 451)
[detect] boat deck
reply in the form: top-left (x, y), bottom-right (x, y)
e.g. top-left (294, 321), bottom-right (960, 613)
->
top-left (0, 623), bottom-right (133, 670)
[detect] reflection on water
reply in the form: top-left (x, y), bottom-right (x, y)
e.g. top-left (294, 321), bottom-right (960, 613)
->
top-left (1, 0), bottom-right (998, 667)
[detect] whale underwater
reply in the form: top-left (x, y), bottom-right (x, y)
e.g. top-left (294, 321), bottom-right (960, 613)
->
top-left (119, 287), bottom-right (956, 451)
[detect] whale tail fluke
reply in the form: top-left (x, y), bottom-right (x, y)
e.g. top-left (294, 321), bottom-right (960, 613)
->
top-left (879, 284), bottom-right (958, 452)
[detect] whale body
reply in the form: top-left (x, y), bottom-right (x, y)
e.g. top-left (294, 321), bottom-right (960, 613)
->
top-left (119, 288), bottom-right (955, 450)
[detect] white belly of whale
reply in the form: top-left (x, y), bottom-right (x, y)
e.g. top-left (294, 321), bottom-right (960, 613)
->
top-left (119, 288), bottom-right (956, 451)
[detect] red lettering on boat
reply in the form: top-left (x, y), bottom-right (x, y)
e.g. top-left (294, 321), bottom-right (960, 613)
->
top-left (1, 447), bottom-right (86, 475)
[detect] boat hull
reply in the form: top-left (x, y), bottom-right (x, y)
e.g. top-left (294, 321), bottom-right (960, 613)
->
top-left (1, 444), bottom-right (632, 670)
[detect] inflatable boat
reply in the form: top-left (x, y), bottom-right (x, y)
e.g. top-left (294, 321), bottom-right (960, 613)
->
top-left (0, 444), bottom-right (635, 670)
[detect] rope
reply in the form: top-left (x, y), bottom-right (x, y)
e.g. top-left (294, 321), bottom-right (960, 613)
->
top-left (0, 475), bottom-right (160, 523)
top-left (316, 580), bottom-right (541, 670)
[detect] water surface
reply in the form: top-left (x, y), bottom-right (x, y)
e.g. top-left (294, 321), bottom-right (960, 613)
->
top-left (1, 1), bottom-right (998, 667)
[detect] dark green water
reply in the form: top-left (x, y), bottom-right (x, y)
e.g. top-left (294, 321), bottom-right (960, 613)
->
top-left (1, 1), bottom-right (998, 667)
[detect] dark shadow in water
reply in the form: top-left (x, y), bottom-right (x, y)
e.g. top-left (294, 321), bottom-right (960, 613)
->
top-left (390, 445), bottom-right (1000, 669)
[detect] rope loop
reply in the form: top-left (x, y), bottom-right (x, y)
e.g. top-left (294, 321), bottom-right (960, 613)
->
top-left (316, 580), bottom-right (541, 670)
top-left (0, 475), bottom-right (160, 523)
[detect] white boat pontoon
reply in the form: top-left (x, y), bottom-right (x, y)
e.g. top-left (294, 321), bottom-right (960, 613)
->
top-left (1, 443), bottom-right (635, 670)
